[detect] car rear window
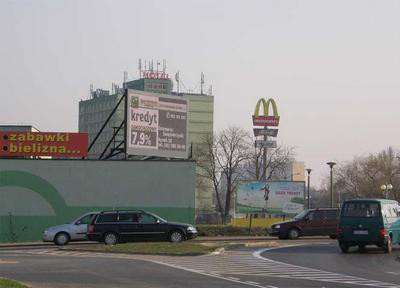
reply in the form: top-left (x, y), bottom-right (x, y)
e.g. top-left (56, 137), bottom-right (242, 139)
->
top-left (326, 210), bottom-right (339, 220)
top-left (96, 213), bottom-right (118, 223)
top-left (342, 202), bottom-right (380, 218)
top-left (78, 214), bottom-right (96, 225)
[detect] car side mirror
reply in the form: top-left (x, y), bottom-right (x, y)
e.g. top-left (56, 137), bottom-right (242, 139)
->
top-left (75, 221), bottom-right (81, 225)
top-left (156, 219), bottom-right (161, 224)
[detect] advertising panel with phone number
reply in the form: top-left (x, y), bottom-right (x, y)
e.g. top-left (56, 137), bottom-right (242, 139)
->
top-left (126, 90), bottom-right (188, 158)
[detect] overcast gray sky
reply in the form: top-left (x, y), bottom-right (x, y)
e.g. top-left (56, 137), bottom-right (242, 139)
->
top-left (1, 0), bottom-right (399, 187)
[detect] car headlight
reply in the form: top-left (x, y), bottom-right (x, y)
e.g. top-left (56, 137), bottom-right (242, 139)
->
top-left (274, 225), bottom-right (280, 229)
top-left (187, 226), bottom-right (197, 232)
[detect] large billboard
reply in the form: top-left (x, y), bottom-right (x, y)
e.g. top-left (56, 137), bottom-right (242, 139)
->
top-left (126, 90), bottom-right (188, 158)
top-left (0, 131), bottom-right (88, 158)
top-left (236, 181), bottom-right (305, 215)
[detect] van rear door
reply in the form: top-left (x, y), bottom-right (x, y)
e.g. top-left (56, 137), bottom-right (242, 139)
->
top-left (340, 201), bottom-right (383, 243)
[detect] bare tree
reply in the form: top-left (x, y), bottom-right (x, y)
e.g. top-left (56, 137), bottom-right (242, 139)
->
top-left (243, 144), bottom-right (295, 181)
top-left (195, 126), bottom-right (252, 224)
top-left (331, 147), bottom-right (400, 202)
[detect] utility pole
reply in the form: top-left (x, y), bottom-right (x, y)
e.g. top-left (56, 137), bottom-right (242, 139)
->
top-left (262, 129), bottom-right (268, 181)
top-left (327, 162), bottom-right (336, 208)
top-left (306, 169), bottom-right (312, 209)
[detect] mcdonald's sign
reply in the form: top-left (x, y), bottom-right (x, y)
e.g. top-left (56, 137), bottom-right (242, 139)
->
top-left (252, 98), bottom-right (280, 126)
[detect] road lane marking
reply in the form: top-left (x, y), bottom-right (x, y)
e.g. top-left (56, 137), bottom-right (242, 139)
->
top-left (253, 246), bottom-right (400, 288)
top-left (146, 258), bottom-right (277, 288)
top-left (246, 281), bottom-right (260, 285)
top-left (0, 260), bottom-right (19, 264)
top-left (227, 277), bottom-right (240, 281)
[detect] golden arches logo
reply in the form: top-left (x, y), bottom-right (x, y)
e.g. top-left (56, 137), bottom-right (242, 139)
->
top-left (253, 98), bottom-right (280, 126)
top-left (254, 98), bottom-right (279, 117)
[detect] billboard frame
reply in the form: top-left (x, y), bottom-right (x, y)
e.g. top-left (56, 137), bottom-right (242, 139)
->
top-left (125, 89), bottom-right (189, 159)
top-left (235, 180), bottom-right (306, 215)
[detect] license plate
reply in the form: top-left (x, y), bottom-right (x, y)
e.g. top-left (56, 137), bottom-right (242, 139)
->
top-left (353, 230), bottom-right (368, 235)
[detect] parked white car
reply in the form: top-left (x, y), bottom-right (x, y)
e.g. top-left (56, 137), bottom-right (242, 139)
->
top-left (42, 212), bottom-right (98, 245)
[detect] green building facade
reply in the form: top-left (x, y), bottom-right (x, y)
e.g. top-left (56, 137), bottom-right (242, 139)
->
top-left (0, 159), bottom-right (196, 242)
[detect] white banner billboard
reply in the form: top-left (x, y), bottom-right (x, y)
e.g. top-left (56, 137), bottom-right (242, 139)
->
top-left (126, 90), bottom-right (188, 158)
top-left (236, 181), bottom-right (305, 215)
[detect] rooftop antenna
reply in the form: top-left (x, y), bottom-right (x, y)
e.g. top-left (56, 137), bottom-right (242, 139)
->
top-left (200, 72), bottom-right (205, 95)
top-left (156, 60), bottom-right (160, 73)
top-left (208, 85), bottom-right (212, 96)
top-left (123, 72), bottom-right (128, 87)
top-left (90, 84), bottom-right (93, 99)
top-left (175, 71), bottom-right (180, 94)
top-left (138, 59), bottom-right (142, 78)
top-left (163, 59), bottom-right (166, 73)
top-left (145, 60), bottom-right (147, 71)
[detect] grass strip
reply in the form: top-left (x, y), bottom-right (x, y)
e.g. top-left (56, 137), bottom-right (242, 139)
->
top-left (0, 279), bottom-right (28, 288)
top-left (68, 242), bottom-right (221, 256)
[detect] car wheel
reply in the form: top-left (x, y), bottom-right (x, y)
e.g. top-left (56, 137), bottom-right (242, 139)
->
top-left (384, 237), bottom-right (392, 253)
top-left (339, 243), bottom-right (349, 253)
top-left (169, 230), bottom-right (184, 243)
top-left (104, 232), bottom-right (118, 245)
top-left (288, 228), bottom-right (300, 240)
top-left (54, 232), bottom-right (70, 246)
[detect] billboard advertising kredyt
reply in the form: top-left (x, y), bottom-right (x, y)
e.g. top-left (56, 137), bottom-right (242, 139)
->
top-left (126, 90), bottom-right (188, 158)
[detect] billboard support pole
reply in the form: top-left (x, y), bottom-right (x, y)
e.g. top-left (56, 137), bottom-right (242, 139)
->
top-left (87, 90), bottom-right (127, 156)
top-left (104, 141), bottom-right (125, 159)
top-left (124, 88), bottom-right (128, 160)
top-left (248, 214), bottom-right (253, 235)
top-left (262, 127), bottom-right (268, 181)
top-left (99, 120), bottom-right (125, 160)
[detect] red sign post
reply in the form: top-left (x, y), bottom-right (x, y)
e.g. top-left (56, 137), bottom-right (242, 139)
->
top-left (0, 131), bottom-right (88, 158)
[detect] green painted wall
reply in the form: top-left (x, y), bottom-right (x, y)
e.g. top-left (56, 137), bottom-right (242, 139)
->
top-left (0, 159), bottom-right (196, 242)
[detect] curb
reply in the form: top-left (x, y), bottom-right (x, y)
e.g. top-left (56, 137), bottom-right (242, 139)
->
top-left (0, 241), bottom-right (98, 249)
top-left (0, 236), bottom-right (330, 248)
top-left (0, 237), bottom-right (276, 248)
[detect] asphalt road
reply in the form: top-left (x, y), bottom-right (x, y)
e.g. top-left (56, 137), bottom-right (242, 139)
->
top-left (1, 239), bottom-right (400, 288)
top-left (261, 241), bottom-right (400, 286)
top-left (0, 253), bottom-right (256, 288)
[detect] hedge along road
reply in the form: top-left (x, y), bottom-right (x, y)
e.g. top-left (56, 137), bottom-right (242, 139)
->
top-left (259, 241), bottom-right (400, 287)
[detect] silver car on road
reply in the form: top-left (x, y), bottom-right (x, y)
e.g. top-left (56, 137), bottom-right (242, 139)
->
top-left (42, 212), bottom-right (98, 245)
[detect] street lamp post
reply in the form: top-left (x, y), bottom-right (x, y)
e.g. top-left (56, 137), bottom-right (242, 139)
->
top-left (306, 169), bottom-right (312, 209)
top-left (327, 162), bottom-right (336, 208)
top-left (380, 184), bottom-right (393, 199)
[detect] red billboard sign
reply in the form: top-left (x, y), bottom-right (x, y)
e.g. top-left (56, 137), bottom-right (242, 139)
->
top-left (252, 116), bottom-right (280, 126)
top-left (0, 132), bottom-right (88, 158)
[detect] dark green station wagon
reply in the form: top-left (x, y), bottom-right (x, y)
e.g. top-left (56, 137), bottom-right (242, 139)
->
top-left (337, 199), bottom-right (400, 253)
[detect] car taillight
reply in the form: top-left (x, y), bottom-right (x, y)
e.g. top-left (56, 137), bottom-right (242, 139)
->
top-left (88, 224), bottom-right (95, 233)
top-left (379, 228), bottom-right (386, 238)
top-left (337, 227), bottom-right (343, 235)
